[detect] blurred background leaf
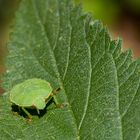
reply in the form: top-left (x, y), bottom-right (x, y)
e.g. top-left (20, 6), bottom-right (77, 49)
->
top-left (0, 0), bottom-right (20, 94)
top-left (75, 0), bottom-right (140, 58)
top-left (75, 0), bottom-right (121, 24)
top-left (124, 0), bottom-right (140, 13)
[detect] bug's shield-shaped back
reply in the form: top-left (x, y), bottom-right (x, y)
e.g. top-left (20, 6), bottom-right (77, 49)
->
top-left (32, 97), bottom-right (46, 110)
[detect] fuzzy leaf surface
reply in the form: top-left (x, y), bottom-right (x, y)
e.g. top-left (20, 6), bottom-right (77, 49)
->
top-left (1, 0), bottom-right (140, 140)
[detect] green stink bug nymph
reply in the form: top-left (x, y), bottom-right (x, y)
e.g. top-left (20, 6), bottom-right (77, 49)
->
top-left (10, 78), bottom-right (60, 119)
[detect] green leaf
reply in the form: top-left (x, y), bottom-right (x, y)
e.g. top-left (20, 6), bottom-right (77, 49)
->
top-left (1, 0), bottom-right (140, 139)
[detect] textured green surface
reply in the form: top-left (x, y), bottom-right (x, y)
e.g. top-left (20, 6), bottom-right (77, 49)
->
top-left (1, 0), bottom-right (140, 139)
top-left (10, 78), bottom-right (52, 109)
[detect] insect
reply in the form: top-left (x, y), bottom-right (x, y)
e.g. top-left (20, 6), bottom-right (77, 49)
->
top-left (10, 78), bottom-right (60, 119)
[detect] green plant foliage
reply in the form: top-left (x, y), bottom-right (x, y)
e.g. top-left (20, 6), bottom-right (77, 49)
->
top-left (75, 0), bottom-right (120, 24)
top-left (1, 0), bottom-right (140, 139)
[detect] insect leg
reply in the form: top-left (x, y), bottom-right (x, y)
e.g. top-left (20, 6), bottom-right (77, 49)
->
top-left (36, 109), bottom-right (40, 115)
top-left (21, 107), bottom-right (32, 119)
top-left (52, 87), bottom-right (61, 96)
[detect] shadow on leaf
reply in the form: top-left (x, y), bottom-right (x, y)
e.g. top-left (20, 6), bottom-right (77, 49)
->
top-left (11, 98), bottom-right (54, 118)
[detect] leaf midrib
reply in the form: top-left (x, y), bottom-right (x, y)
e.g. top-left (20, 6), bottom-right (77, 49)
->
top-left (112, 54), bottom-right (123, 140)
